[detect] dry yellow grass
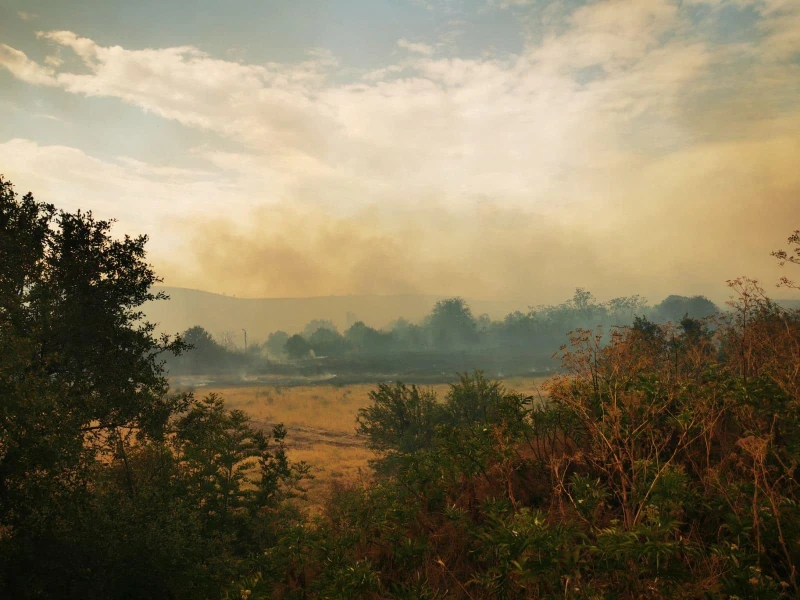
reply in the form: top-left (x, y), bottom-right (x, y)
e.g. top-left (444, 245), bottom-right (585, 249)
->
top-left (192, 376), bottom-right (550, 506)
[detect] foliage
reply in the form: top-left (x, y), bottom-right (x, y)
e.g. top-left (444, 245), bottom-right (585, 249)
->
top-left (172, 284), bottom-right (722, 381)
top-left (1, 174), bottom-right (183, 534)
top-left (253, 288), bottom-right (720, 381)
top-left (284, 333), bottom-right (312, 359)
top-left (308, 326), bottom-right (345, 357)
top-left (302, 319), bottom-right (338, 340)
top-left (773, 229), bottom-right (800, 289)
top-left (242, 251), bottom-right (800, 599)
top-left (172, 325), bottom-right (237, 373)
top-left (346, 320), bottom-right (394, 353)
top-left (357, 382), bottom-right (443, 460)
top-left (265, 330), bottom-right (289, 358)
top-left (427, 297), bottom-right (479, 348)
top-left (0, 177), bottom-right (307, 599)
top-left (653, 294), bottom-right (718, 324)
top-left (5, 175), bottom-right (799, 599)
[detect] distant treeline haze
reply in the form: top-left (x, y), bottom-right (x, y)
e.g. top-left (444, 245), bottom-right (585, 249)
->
top-left (167, 290), bottom-right (718, 377)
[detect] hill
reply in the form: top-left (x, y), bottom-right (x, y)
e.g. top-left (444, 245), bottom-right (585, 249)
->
top-left (145, 286), bottom-right (522, 343)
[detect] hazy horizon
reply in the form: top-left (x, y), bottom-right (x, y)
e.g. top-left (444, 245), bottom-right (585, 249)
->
top-left (152, 282), bottom-right (797, 311)
top-left (2, 0), bottom-right (798, 306)
top-left (145, 285), bottom-right (800, 348)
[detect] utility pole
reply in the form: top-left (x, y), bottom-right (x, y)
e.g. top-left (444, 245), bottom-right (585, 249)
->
top-left (242, 329), bottom-right (247, 354)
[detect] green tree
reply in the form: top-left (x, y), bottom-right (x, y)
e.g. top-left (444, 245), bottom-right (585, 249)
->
top-left (0, 176), bottom-right (309, 599)
top-left (175, 393), bottom-right (307, 524)
top-left (284, 333), bottom-right (312, 359)
top-left (0, 175), bottom-right (188, 595)
top-left (309, 326), bottom-right (345, 357)
top-left (603, 294), bottom-right (648, 322)
top-left (653, 294), bottom-right (717, 323)
top-left (427, 297), bottom-right (478, 348)
top-left (388, 317), bottom-right (426, 349)
top-left (0, 175), bottom-right (184, 512)
top-left (357, 382), bottom-right (443, 458)
top-left (266, 330), bottom-right (289, 357)
top-left (302, 318), bottom-right (338, 339)
top-left (174, 325), bottom-right (230, 372)
top-left (345, 320), bottom-right (392, 353)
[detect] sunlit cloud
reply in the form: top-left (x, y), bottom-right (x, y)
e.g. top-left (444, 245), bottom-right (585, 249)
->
top-left (0, 44), bottom-right (57, 86)
top-left (0, 0), bottom-right (798, 303)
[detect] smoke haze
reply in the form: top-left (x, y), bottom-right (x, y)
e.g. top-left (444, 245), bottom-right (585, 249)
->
top-left (1, 0), bottom-right (798, 306)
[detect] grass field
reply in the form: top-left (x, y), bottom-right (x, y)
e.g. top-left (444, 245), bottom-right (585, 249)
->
top-left (190, 376), bottom-right (551, 507)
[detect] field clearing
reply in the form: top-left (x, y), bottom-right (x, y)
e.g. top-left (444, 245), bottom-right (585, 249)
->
top-left (192, 376), bottom-right (551, 505)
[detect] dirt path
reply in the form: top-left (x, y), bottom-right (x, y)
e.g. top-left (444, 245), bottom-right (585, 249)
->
top-left (254, 420), bottom-right (366, 450)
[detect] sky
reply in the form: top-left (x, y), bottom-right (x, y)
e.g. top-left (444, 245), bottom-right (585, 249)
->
top-left (1, 0), bottom-right (798, 306)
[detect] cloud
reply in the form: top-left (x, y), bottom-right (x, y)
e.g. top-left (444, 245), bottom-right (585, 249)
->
top-left (3, 124), bottom-right (797, 305)
top-left (44, 53), bottom-right (63, 68)
top-left (531, 0), bottom-right (680, 71)
top-left (486, 0), bottom-right (536, 9)
top-left (682, 0), bottom-right (800, 59)
top-left (397, 38), bottom-right (435, 56)
top-left (1, 0), bottom-right (798, 302)
top-left (2, 2), bottom-right (791, 192)
top-left (0, 44), bottom-right (56, 86)
top-left (168, 126), bottom-right (799, 303)
top-left (32, 113), bottom-right (66, 122)
top-left (0, 138), bottom-right (238, 255)
top-left (17, 11), bottom-right (37, 21)
top-left (757, 0), bottom-right (800, 59)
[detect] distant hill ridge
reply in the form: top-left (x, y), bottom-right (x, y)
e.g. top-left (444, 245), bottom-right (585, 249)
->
top-left (144, 286), bottom-right (800, 345)
top-left (144, 286), bottom-right (523, 343)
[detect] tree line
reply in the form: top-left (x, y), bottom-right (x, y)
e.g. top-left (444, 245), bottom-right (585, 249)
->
top-left (168, 292), bottom-right (718, 377)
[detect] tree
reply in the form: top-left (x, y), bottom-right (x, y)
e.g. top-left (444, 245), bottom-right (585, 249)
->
top-left (500, 310), bottom-right (538, 344)
top-left (476, 313), bottom-right (492, 335)
top-left (284, 333), bottom-right (312, 359)
top-left (345, 320), bottom-right (391, 353)
top-left (0, 176), bottom-right (310, 599)
top-left (773, 229), bottom-right (800, 289)
top-left (356, 382), bottom-right (443, 460)
top-left (183, 325), bottom-right (226, 357)
top-left (170, 325), bottom-right (230, 373)
top-left (0, 175), bottom-right (188, 594)
top-left (0, 175), bottom-right (184, 501)
top-left (309, 326), bottom-right (345, 357)
top-left (175, 393), bottom-right (305, 522)
top-left (218, 330), bottom-right (238, 351)
top-left (266, 330), bottom-right (290, 358)
top-left (653, 294), bottom-right (717, 323)
top-left (427, 297), bottom-right (478, 348)
top-left (395, 319), bottom-right (425, 348)
top-left (604, 294), bottom-right (649, 323)
top-left (302, 318), bottom-right (338, 339)
top-left (571, 287), bottom-right (600, 324)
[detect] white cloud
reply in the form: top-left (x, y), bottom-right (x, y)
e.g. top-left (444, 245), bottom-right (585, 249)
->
top-left (0, 0), bottom-right (794, 215)
top-left (397, 38), bottom-right (435, 56)
top-left (0, 139), bottom-right (237, 228)
top-left (44, 54), bottom-right (63, 68)
top-left (32, 113), bottom-right (66, 122)
top-left (756, 0), bottom-right (800, 59)
top-left (17, 11), bottom-right (37, 21)
top-left (530, 0), bottom-right (680, 72)
top-left (1, 0), bottom-right (798, 299)
top-left (486, 0), bottom-right (536, 9)
top-left (683, 0), bottom-right (800, 59)
top-left (0, 44), bottom-right (56, 86)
